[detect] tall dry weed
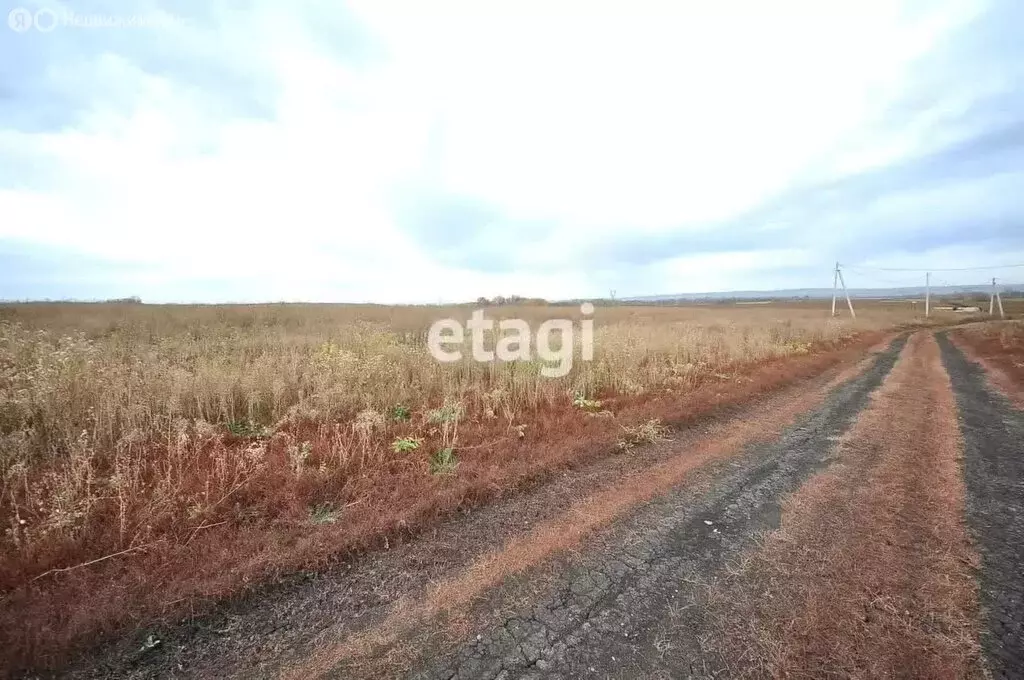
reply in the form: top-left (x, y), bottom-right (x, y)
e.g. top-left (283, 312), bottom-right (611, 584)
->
top-left (0, 301), bottom-right (934, 589)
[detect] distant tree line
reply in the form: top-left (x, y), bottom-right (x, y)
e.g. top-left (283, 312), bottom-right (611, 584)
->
top-left (474, 295), bottom-right (549, 306)
top-left (1, 296), bottom-right (144, 304)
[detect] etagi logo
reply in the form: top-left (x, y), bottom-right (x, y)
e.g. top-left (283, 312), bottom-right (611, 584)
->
top-left (427, 303), bottom-right (595, 378)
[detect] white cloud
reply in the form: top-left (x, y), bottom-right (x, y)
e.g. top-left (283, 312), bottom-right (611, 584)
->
top-left (1, 0), bottom-right (1020, 302)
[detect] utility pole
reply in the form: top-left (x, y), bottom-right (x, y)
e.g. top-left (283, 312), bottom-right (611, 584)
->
top-left (991, 278), bottom-right (1005, 319)
top-left (831, 261), bottom-right (839, 317)
top-left (925, 272), bottom-right (930, 317)
top-left (837, 264), bottom-right (856, 319)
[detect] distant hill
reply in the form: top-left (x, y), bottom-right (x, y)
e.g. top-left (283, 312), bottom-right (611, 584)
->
top-left (622, 284), bottom-right (1023, 303)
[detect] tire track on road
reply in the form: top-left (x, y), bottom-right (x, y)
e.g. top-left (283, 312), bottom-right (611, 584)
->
top-left (938, 332), bottom-right (1024, 679)
top-left (715, 332), bottom-right (981, 678)
top-left (304, 336), bottom-right (908, 679)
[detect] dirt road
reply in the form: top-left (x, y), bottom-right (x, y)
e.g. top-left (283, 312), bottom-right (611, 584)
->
top-left (54, 331), bottom-right (1023, 679)
top-left (938, 332), bottom-right (1024, 678)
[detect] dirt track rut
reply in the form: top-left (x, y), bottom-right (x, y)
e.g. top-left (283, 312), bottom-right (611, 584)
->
top-left (390, 336), bottom-right (906, 680)
top-left (939, 332), bottom-right (1024, 679)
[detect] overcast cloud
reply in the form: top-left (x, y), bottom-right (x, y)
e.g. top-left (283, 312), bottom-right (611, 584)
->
top-left (1, 0), bottom-right (1022, 302)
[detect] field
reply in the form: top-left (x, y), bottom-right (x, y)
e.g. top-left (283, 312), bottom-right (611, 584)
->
top-left (0, 300), bottom-right (986, 670)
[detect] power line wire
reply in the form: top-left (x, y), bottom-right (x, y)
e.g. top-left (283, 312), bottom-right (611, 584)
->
top-left (850, 274), bottom-right (929, 286)
top-left (843, 263), bottom-right (1024, 272)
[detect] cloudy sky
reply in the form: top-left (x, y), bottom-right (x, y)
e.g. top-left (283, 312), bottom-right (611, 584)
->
top-left (1, 0), bottom-right (1022, 302)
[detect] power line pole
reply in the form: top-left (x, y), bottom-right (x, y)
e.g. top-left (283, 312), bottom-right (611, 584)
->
top-left (925, 271), bottom-right (930, 317)
top-left (831, 261), bottom-right (839, 317)
top-left (991, 278), bottom-right (1005, 319)
top-left (837, 264), bottom-right (856, 319)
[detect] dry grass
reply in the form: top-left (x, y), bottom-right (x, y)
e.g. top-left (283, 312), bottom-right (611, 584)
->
top-left (715, 332), bottom-right (981, 678)
top-left (950, 320), bottom-right (1024, 408)
top-left (617, 418), bottom-right (671, 452)
top-left (0, 299), bottom-right (938, 670)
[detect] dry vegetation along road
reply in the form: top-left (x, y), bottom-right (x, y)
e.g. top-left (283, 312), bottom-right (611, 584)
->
top-left (50, 325), bottom-right (1024, 679)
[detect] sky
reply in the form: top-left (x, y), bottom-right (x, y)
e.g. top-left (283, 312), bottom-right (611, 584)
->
top-left (1, 0), bottom-right (1023, 303)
